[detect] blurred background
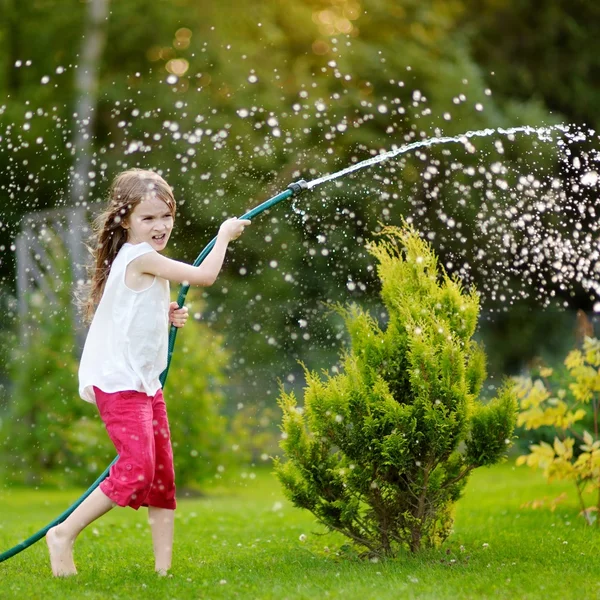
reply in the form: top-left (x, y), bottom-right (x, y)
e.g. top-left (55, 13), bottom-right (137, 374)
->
top-left (1, 0), bottom-right (599, 490)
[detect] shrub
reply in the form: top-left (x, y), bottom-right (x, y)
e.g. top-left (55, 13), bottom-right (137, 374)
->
top-left (515, 336), bottom-right (600, 524)
top-left (1, 277), bottom-right (230, 489)
top-left (0, 232), bottom-right (95, 486)
top-left (274, 224), bottom-right (517, 556)
top-left (1, 289), bottom-right (92, 486)
top-left (166, 298), bottom-right (230, 488)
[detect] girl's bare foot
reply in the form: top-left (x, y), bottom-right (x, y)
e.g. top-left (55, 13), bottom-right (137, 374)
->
top-left (46, 525), bottom-right (77, 577)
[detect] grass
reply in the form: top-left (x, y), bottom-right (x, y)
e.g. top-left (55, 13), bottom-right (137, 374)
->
top-left (1, 462), bottom-right (599, 599)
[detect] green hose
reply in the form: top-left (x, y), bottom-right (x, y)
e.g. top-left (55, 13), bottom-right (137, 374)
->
top-left (0, 181), bottom-right (307, 564)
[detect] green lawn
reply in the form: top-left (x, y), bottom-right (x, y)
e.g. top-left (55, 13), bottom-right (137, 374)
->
top-left (0, 463), bottom-right (599, 599)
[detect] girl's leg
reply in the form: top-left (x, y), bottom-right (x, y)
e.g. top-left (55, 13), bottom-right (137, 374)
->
top-left (46, 487), bottom-right (115, 577)
top-left (145, 390), bottom-right (177, 574)
top-left (148, 506), bottom-right (175, 575)
top-left (95, 388), bottom-right (155, 511)
top-left (46, 388), bottom-right (155, 577)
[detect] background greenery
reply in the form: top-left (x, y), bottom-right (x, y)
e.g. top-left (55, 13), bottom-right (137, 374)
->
top-left (0, 1), bottom-right (599, 485)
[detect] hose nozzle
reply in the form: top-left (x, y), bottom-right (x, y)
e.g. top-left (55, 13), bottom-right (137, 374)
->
top-left (287, 179), bottom-right (308, 196)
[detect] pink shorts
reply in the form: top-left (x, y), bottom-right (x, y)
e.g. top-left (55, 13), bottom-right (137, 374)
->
top-left (94, 386), bottom-right (177, 510)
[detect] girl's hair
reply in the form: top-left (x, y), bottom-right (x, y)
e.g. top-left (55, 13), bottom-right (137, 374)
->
top-left (81, 168), bottom-right (176, 323)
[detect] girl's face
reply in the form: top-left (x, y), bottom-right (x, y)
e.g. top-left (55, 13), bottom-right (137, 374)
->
top-left (124, 195), bottom-right (174, 252)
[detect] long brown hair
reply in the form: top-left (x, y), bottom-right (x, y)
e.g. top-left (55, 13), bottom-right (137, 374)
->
top-left (81, 168), bottom-right (176, 323)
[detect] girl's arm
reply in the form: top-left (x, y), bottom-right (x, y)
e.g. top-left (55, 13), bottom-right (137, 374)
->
top-left (134, 217), bottom-right (250, 286)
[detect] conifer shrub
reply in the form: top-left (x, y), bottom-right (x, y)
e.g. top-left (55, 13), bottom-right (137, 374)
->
top-left (274, 225), bottom-right (517, 556)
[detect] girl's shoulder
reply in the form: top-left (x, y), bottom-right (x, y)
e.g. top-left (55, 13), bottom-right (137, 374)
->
top-left (118, 242), bottom-right (156, 262)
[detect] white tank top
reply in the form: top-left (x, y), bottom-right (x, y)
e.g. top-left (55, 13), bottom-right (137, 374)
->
top-left (79, 242), bottom-right (170, 403)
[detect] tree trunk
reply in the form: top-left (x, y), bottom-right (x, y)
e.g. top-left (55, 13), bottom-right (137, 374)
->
top-left (69, 0), bottom-right (110, 344)
top-left (410, 468), bottom-right (430, 552)
top-left (4, 0), bottom-right (21, 92)
top-left (69, 0), bottom-right (110, 207)
top-left (410, 526), bottom-right (421, 553)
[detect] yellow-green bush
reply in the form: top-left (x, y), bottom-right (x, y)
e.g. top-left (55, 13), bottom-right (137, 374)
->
top-left (515, 337), bottom-right (600, 524)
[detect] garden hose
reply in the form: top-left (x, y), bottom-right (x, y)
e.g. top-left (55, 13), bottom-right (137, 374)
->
top-left (0, 179), bottom-right (309, 564)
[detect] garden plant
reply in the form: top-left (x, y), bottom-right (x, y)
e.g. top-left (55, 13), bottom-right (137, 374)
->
top-left (516, 336), bottom-right (600, 524)
top-left (275, 224), bottom-right (517, 556)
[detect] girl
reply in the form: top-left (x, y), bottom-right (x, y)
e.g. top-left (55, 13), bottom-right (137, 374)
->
top-left (46, 168), bottom-right (250, 577)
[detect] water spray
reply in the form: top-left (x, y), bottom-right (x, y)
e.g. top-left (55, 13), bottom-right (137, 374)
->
top-left (0, 123), bottom-right (567, 564)
top-left (161, 178), bottom-right (309, 385)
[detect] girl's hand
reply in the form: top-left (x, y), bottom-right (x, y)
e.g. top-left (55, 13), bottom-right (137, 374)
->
top-left (169, 302), bottom-right (189, 328)
top-left (219, 217), bottom-right (251, 241)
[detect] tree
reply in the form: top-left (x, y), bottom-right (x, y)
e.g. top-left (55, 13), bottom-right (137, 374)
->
top-left (69, 0), bottom-right (110, 209)
top-left (2, 0), bottom-right (594, 422)
top-left (275, 224), bottom-right (517, 555)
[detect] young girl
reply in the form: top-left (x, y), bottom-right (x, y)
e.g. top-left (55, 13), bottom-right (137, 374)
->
top-left (46, 168), bottom-right (250, 577)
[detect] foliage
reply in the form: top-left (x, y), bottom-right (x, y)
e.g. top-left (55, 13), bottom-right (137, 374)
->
top-left (227, 403), bottom-right (282, 465)
top-left (0, 272), bottom-right (231, 488)
top-left (274, 224), bottom-right (517, 556)
top-left (0, 0), bottom-right (595, 486)
top-left (166, 295), bottom-right (231, 487)
top-left (1, 304), bottom-right (86, 486)
top-left (0, 0), bottom-right (575, 400)
top-left (463, 0), bottom-right (600, 129)
top-left (0, 235), bottom-right (97, 486)
top-left (515, 336), bottom-right (600, 524)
